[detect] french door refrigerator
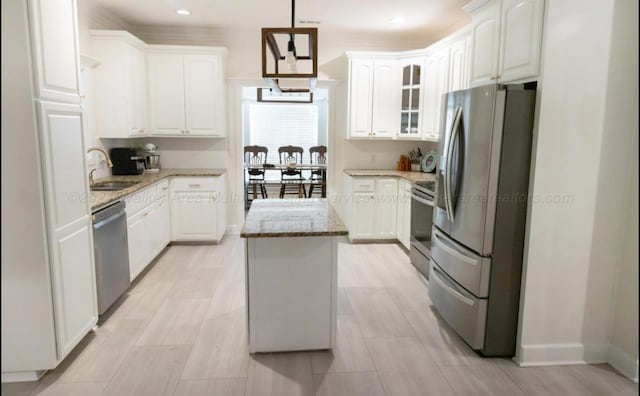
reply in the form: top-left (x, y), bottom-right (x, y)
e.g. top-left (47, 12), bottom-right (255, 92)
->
top-left (429, 83), bottom-right (536, 356)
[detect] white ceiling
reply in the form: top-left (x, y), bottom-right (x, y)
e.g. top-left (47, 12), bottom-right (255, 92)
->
top-left (87, 0), bottom-right (470, 40)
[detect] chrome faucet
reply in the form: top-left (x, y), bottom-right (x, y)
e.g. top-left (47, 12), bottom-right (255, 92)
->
top-left (87, 147), bottom-right (113, 187)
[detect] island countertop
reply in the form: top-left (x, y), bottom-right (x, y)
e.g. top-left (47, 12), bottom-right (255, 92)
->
top-left (240, 198), bottom-right (348, 238)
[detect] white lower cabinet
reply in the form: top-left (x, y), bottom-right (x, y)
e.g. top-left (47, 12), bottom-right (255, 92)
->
top-left (125, 180), bottom-right (170, 281)
top-left (347, 177), bottom-right (398, 241)
top-left (170, 177), bottom-right (226, 242)
top-left (396, 179), bottom-right (412, 250)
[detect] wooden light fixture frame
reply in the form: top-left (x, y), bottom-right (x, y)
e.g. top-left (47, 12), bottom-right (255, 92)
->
top-left (261, 27), bottom-right (317, 79)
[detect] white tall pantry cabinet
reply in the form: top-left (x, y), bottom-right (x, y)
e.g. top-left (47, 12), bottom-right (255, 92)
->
top-left (1, 0), bottom-right (97, 383)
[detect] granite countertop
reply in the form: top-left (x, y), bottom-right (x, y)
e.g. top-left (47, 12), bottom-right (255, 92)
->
top-left (241, 198), bottom-right (348, 238)
top-left (91, 168), bottom-right (226, 211)
top-left (343, 169), bottom-right (436, 183)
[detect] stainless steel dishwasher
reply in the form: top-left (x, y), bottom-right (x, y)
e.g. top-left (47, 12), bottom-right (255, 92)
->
top-left (92, 200), bottom-right (131, 315)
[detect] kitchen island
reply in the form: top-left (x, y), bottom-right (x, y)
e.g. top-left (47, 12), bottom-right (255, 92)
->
top-left (241, 199), bottom-right (348, 353)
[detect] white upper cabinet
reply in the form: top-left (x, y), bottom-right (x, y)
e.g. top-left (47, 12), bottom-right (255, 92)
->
top-left (449, 36), bottom-right (469, 92)
top-left (148, 50), bottom-right (226, 137)
top-left (423, 47), bottom-right (451, 141)
top-left (184, 55), bottom-right (224, 136)
top-left (498, 0), bottom-right (545, 82)
top-left (466, 0), bottom-right (544, 86)
top-left (28, 0), bottom-right (81, 103)
top-left (347, 56), bottom-right (400, 139)
top-left (398, 56), bottom-right (426, 139)
top-left (371, 60), bottom-right (400, 138)
top-left (91, 31), bottom-right (148, 138)
top-left (348, 59), bottom-right (374, 138)
top-left (148, 53), bottom-right (186, 135)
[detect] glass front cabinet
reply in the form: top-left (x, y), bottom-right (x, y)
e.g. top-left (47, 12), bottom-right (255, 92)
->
top-left (399, 56), bottom-right (426, 138)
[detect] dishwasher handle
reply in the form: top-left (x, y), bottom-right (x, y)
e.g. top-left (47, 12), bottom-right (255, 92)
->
top-left (93, 210), bottom-right (126, 229)
top-left (92, 201), bottom-right (126, 225)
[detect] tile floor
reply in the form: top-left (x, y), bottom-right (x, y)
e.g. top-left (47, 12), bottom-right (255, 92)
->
top-left (2, 237), bottom-right (637, 396)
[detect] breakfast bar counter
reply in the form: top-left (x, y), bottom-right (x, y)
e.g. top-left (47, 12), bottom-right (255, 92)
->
top-left (241, 199), bottom-right (348, 353)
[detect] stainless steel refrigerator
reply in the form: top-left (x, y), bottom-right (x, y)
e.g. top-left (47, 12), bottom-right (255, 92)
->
top-left (429, 83), bottom-right (536, 357)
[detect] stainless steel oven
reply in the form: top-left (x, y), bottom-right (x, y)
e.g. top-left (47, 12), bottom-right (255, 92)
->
top-left (410, 181), bottom-right (435, 279)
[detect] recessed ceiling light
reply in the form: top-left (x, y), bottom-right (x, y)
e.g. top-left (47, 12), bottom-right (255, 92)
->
top-left (389, 16), bottom-right (405, 24)
top-left (176, 9), bottom-right (191, 15)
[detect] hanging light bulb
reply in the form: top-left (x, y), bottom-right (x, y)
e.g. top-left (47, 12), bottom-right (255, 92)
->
top-left (285, 38), bottom-right (297, 73)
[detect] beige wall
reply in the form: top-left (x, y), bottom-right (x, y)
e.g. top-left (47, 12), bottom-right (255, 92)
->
top-left (517, 0), bottom-right (639, 381)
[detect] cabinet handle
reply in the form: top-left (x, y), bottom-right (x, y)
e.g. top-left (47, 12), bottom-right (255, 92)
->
top-left (142, 212), bottom-right (149, 218)
top-left (140, 129), bottom-right (145, 133)
top-left (161, 187), bottom-right (168, 191)
top-left (496, 74), bottom-right (501, 79)
top-left (188, 184), bottom-right (201, 188)
top-left (186, 129), bottom-right (190, 134)
top-left (372, 132), bottom-right (376, 136)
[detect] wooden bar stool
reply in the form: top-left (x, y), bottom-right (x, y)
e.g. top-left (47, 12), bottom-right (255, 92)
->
top-left (307, 145), bottom-right (327, 198)
top-left (278, 145), bottom-right (306, 198)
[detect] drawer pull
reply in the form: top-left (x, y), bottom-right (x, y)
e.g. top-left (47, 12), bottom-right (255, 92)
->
top-left (188, 184), bottom-right (201, 188)
top-left (161, 187), bottom-right (168, 191)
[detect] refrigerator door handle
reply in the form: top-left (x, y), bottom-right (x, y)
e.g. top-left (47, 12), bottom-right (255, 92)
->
top-left (431, 264), bottom-right (475, 306)
top-left (432, 230), bottom-right (477, 266)
top-left (445, 106), bottom-right (463, 223)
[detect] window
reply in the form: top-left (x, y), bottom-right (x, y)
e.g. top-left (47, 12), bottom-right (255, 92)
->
top-left (248, 103), bottom-right (319, 165)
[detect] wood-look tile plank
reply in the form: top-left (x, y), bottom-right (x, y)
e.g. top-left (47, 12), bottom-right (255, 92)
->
top-left (102, 345), bottom-right (190, 396)
top-left (385, 274), bottom-right (432, 312)
top-left (336, 289), bottom-right (354, 315)
top-left (310, 315), bottom-right (375, 373)
top-left (29, 377), bottom-right (107, 396)
top-left (51, 319), bottom-right (147, 382)
top-left (439, 364), bottom-right (525, 396)
top-left (168, 268), bottom-right (222, 299)
top-left (181, 309), bottom-right (250, 379)
top-left (313, 372), bottom-right (386, 396)
top-left (173, 378), bottom-right (246, 396)
top-left (365, 336), bottom-right (456, 396)
top-left (245, 352), bottom-right (314, 396)
top-left (337, 244), bottom-right (384, 288)
top-left (403, 308), bottom-right (489, 366)
top-left (136, 298), bottom-right (210, 346)
top-left (346, 288), bottom-right (415, 338)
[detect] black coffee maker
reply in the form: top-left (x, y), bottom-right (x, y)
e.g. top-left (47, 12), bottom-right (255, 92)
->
top-left (109, 148), bottom-right (146, 175)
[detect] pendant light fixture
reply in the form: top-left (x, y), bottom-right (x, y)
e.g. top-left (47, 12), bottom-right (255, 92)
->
top-left (261, 0), bottom-right (318, 93)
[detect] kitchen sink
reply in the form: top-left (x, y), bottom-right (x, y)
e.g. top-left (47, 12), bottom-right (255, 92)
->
top-left (90, 181), bottom-right (140, 191)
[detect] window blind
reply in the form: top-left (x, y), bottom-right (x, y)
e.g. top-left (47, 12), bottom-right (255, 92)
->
top-left (248, 103), bottom-right (319, 165)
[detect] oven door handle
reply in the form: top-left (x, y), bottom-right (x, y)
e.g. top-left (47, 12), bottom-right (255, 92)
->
top-left (411, 193), bottom-right (434, 207)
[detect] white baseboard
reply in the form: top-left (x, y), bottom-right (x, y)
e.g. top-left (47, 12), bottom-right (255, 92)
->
top-left (609, 344), bottom-right (639, 383)
top-left (515, 342), bottom-right (638, 382)
top-left (1, 370), bottom-right (46, 383)
top-left (515, 342), bottom-right (609, 366)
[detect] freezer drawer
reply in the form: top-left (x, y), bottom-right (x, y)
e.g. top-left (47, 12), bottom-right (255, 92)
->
top-left (429, 263), bottom-right (487, 350)
top-left (431, 227), bottom-right (491, 298)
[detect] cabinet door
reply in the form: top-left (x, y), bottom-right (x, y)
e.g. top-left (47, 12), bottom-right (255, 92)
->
top-left (127, 211), bottom-right (149, 281)
top-left (27, 0), bottom-right (81, 103)
top-left (469, 0), bottom-right (501, 87)
top-left (424, 48), bottom-right (450, 140)
top-left (398, 57), bottom-right (425, 139)
top-left (50, 220), bottom-right (97, 359)
top-left (371, 59), bottom-right (400, 138)
top-left (147, 198), bottom-right (170, 258)
top-left (36, 102), bottom-right (89, 229)
top-left (449, 37), bottom-right (468, 92)
top-left (126, 44), bottom-right (148, 136)
top-left (498, 0), bottom-right (544, 82)
top-left (348, 59), bottom-right (374, 138)
top-left (374, 179), bottom-right (398, 238)
top-left (148, 53), bottom-right (186, 135)
top-left (171, 191), bottom-right (218, 241)
top-left (350, 192), bottom-right (375, 239)
top-left (184, 55), bottom-right (222, 136)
